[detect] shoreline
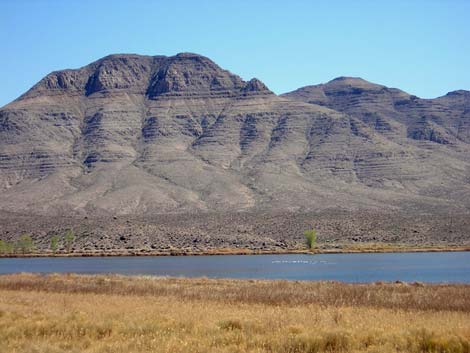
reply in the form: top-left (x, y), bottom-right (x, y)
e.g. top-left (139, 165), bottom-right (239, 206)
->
top-left (1, 244), bottom-right (469, 258)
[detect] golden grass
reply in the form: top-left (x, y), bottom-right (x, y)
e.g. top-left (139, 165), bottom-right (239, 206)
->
top-left (0, 274), bottom-right (469, 353)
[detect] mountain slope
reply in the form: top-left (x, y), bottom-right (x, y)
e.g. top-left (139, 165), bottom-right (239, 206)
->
top-left (282, 77), bottom-right (470, 208)
top-left (1, 55), bottom-right (470, 216)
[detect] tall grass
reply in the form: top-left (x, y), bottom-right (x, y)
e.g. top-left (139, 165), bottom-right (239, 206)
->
top-left (0, 274), bottom-right (469, 353)
top-left (0, 273), bottom-right (469, 312)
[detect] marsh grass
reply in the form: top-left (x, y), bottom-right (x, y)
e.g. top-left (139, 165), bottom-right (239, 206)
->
top-left (0, 273), bottom-right (468, 312)
top-left (0, 274), bottom-right (469, 353)
top-left (218, 319), bottom-right (243, 331)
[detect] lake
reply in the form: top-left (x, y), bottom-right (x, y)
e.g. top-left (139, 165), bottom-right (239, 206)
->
top-left (1, 252), bottom-right (469, 283)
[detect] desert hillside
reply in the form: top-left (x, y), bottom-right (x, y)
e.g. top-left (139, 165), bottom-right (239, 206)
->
top-left (1, 53), bottom-right (470, 216)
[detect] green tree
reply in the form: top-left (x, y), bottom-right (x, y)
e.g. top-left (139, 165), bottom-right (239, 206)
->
top-left (0, 241), bottom-right (14, 255)
top-left (304, 229), bottom-right (317, 250)
top-left (64, 229), bottom-right (75, 253)
top-left (7, 242), bottom-right (14, 254)
top-left (17, 234), bottom-right (34, 254)
top-left (0, 240), bottom-right (6, 254)
top-left (50, 235), bottom-right (59, 254)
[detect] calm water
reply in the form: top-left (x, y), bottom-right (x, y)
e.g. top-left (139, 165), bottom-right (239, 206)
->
top-left (1, 252), bottom-right (469, 283)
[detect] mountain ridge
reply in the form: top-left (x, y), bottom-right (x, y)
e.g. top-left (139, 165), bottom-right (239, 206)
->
top-left (282, 76), bottom-right (469, 101)
top-left (1, 53), bottom-right (470, 216)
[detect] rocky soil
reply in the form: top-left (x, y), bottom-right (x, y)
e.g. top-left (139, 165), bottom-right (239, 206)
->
top-left (1, 211), bottom-right (469, 254)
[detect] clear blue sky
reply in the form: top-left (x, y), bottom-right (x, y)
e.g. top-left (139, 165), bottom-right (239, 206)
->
top-left (1, 0), bottom-right (469, 106)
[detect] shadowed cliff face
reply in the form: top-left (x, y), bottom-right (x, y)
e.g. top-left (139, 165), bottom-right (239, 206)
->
top-left (0, 54), bottom-right (470, 216)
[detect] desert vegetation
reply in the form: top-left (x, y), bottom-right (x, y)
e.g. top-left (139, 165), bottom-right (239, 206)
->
top-left (50, 235), bottom-right (59, 254)
top-left (0, 229), bottom-right (76, 255)
top-left (304, 229), bottom-right (317, 250)
top-left (0, 234), bottom-right (35, 255)
top-left (64, 228), bottom-right (75, 253)
top-left (1, 211), bottom-right (469, 257)
top-left (0, 274), bottom-right (469, 353)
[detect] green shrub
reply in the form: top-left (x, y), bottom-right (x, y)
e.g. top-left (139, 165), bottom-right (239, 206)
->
top-left (0, 240), bottom-right (7, 254)
top-left (64, 229), bottom-right (75, 253)
top-left (16, 234), bottom-right (34, 254)
top-left (50, 235), bottom-right (59, 253)
top-left (0, 240), bottom-right (14, 255)
top-left (304, 229), bottom-right (317, 250)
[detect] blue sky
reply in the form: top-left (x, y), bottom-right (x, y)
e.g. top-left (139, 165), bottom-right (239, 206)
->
top-left (1, 0), bottom-right (469, 106)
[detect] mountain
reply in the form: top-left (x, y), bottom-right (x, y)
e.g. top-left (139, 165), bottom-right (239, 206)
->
top-left (1, 54), bottom-right (470, 217)
top-left (282, 77), bottom-right (470, 208)
top-left (282, 77), bottom-right (470, 145)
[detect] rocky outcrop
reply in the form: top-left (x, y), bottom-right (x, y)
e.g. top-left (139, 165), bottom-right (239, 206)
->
top-left (0, 54), bottom-right (469, 216)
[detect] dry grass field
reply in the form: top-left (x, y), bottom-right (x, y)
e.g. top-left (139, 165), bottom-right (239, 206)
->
top-left (0, 274), bottom-right (469, 353)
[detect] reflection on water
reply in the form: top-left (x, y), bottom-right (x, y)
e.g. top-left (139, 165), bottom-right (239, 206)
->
top-left (271, 260), bottom-right (331, 264)
top-left (1, 252), bottom-right (469, 283)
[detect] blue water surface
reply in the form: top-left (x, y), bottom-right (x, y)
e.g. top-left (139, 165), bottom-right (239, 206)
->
top-left (1, 252), bottom-right (469, 283)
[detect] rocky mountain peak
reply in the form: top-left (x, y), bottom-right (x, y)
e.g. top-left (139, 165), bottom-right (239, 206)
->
top-left (19, 53), bottom-right (251, 101)
top-left (241, 78), bottom-right (273, 95)
top-left (329, 76), bottom-right (369, 83)
top-left (445, 90), bottom-right (470, 97)
top-left (84, 54), bottom-right (155, 95)
top-left (146, 53), bottom-right (245, 98)
top-left (325, 76), bottom-right (385, 91)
